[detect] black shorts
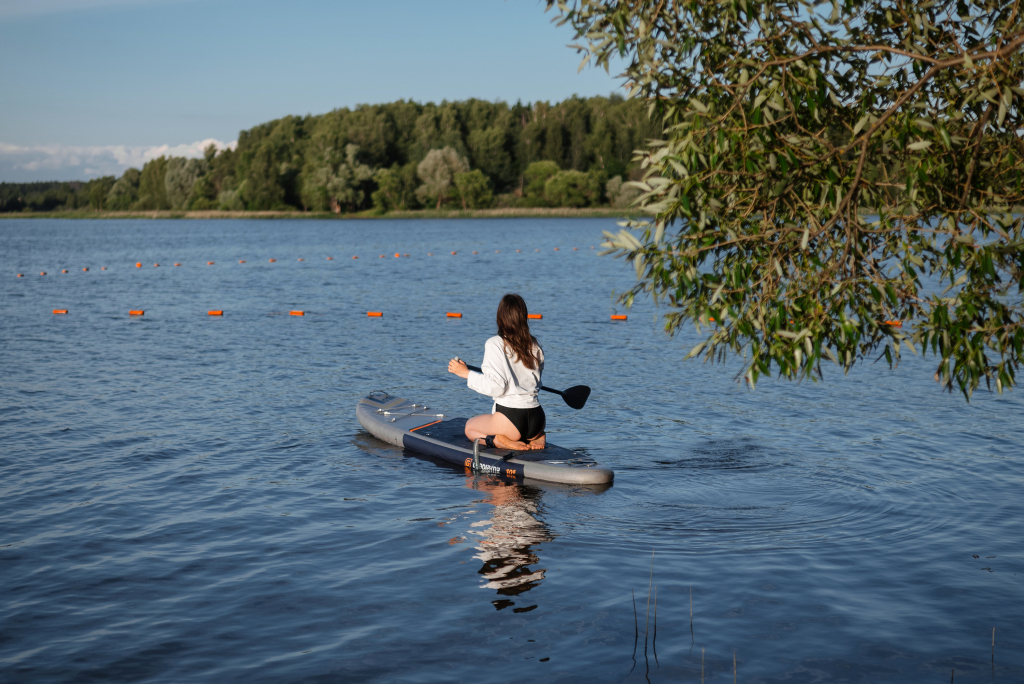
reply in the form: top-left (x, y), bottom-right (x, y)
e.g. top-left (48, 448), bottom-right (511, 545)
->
top-left (495, 404), bottom-right (546, 441)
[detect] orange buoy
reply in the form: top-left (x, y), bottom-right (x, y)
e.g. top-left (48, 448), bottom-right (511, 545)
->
top-left (173, 263), bottom-right (181, 267)
top-left (472, 251), bottom-right (478, 254)
top-left (136, 262), bottom-right (142, 268)
top-left (207, 261), bottom-right (215, 265)
top-left (447, 312), bottom-right (462, 318)
top-left (590, 246), bottom-right (595, 249)
top-left (573, 247), bottom-right (578, 251)
top-left (298, 258), bottom-right (304, 261)
top-left (394, 253), bottom-right (400, 258)
top-left (53, 309), bottom-right (68, 314)
top-left (451, 251), bottom-right (457, 255)
top-left (516, 249), bottom-right (521, 253)
top-left (327, 257), bottom-right (334, 260)
top-left (367, 311), bottom-right (383, 317)
top-left (884, 320), bottom-right (902, 327)
top-left (208, 310), bottom-right (223, 316)
top-left (352, 256), bottom-right (358, 259)
top-left (611, 315), bottom-right (627, 321)
top-left (290, 310), bottom-right (305, 316)
top-left (40, 272), bottom-right (46, 276)
top-left (83, 267), bottom-right (89, 271)
top-left (269, 258), bottom-right (276, 262)
top-left (129, 310), bottom-right (144, 316)
top-left (528, 314), bottom-right (542, 320)
top-left (239, 260), bottom-right (246, 264)
top-left (153, 263), bottom-right (159, 267)
top-left (62, 269), bottom-right (68, 273)
top-left (709, 317), bottom-right (716, 322)
top-left (101, 267), bottom-right (107, 270)
top-left (16, 274), bottom-right (23, 278)
top-left (554, 248), bottom-right (559, 251)
top-left (379, 255), bottom-right (385, 258)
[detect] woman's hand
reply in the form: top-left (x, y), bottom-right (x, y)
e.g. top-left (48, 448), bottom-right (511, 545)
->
top-left (448, 358), bottom-right (469, 379)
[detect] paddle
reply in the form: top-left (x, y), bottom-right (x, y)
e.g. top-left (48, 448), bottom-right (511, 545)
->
top-left (464, 364), bottom-right (591, 410)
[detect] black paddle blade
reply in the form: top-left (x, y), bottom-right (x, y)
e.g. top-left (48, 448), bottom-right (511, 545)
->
top-left (561, 385), bottom-right (591, 410)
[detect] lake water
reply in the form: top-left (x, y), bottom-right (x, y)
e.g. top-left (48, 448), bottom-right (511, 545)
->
top-left (1, 218), bottom-right (1021, 683)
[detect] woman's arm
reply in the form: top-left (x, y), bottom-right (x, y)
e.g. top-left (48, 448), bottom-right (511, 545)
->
top-left (464, 338), bottom-right (509, 398)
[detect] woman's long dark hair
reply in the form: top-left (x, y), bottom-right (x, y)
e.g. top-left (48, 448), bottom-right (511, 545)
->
top-left (496, 293), bottom-right (540, 370)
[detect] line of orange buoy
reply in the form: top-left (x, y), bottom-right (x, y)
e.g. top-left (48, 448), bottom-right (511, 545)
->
top-left (17, 249), bottom-right (598, 277)
top-left (34, 309), bottom-right (663, 323)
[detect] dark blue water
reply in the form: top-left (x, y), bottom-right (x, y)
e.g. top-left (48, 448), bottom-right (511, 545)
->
top-left (1, 218), bottom-right (1021, 683)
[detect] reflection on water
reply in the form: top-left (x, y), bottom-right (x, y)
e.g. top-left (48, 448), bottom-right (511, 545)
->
top-left (465, 476), bottom-right (552, 611)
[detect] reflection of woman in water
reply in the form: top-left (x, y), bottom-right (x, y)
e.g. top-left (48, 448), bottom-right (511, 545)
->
top-left (448, 293), bottom-right (546, 451)
top-left (467, 477), bottom-right (552, 605)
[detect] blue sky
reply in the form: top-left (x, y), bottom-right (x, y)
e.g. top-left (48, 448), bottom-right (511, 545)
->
top-left (0, 0), bottom-right (624, 181)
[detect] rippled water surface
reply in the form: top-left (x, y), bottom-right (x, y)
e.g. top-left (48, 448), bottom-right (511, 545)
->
top-left (2, 218), bottom-right (1022, 683)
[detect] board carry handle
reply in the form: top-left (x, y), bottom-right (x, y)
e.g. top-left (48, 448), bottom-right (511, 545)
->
top-left (463, 363), bottom-right (590, 410)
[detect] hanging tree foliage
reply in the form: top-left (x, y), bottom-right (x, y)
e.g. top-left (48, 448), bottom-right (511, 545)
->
top-left (551, 0), bottom-right (1024, 398)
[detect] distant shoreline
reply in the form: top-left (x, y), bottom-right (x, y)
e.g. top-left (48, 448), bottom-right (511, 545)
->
top-left (0, 207), bottom-right (646, 220)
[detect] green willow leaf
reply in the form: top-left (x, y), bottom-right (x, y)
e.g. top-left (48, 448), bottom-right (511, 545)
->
top-left (549, 0), bottom-right (1024, 400)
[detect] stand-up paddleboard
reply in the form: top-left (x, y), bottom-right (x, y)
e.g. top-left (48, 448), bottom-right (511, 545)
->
top-left (357, 391), bottom-right (614, 485)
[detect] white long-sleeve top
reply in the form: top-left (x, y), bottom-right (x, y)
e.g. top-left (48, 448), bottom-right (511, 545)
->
top-left (466, 335), bottom-right (544, 409)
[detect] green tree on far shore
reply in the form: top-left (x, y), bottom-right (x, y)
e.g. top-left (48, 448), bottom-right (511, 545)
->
top-left (136, 157), bottom-right (169, 210)
top-left (372, 163), bottom-right (420, 212)
top-left (416, 147), bottom-right (470, 209)
top-left (105, 168), bottom-right (140, 210)
top-left (453, 169), bottom-right (494, 209)
top-left (544, 170), bottom-right (603, 208)
top-left (523, 161), bottom-right (561, 205)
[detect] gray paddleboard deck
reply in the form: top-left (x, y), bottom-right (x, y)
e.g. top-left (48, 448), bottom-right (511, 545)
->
top-left (357, 391), bottom-right (614, 485)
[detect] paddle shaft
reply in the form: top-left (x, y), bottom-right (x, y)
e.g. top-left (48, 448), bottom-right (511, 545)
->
top-left (464, 364), bottom-right (562, 397)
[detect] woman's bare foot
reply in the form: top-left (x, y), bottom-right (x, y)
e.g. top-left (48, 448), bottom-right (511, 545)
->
top-left (493, 434), bottom-right (529, 450)
top-left (525, 433), bottom-right (546, 450)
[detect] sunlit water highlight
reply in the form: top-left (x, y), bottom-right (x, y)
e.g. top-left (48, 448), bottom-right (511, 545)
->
top-left (1, 218), bottom-right (1021, 683)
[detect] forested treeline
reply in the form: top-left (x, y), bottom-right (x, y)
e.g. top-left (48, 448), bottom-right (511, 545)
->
top-left (1, 95), bottom-right (660, 214)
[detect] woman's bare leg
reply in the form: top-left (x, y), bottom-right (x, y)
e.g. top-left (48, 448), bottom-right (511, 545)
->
top-left (464, 412), bottom-right (529, 450)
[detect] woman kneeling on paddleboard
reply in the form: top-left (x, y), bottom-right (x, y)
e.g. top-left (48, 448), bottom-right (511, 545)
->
top-left (447, 293), bottom-right (546, 451)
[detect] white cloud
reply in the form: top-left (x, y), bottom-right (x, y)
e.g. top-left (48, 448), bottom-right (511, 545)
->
top-left (0, 139), bottom-right (236, 182)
